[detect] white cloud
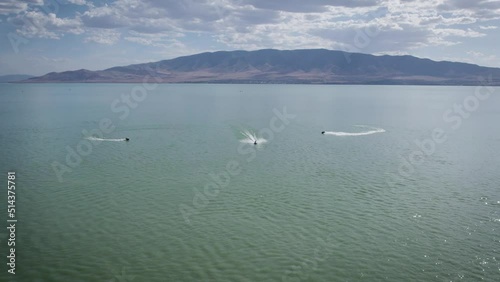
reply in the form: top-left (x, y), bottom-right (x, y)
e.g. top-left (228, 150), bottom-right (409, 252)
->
top-left (4, 0), bottom-right (489, 55)
top-left (0, 0), bottom-right (43, 15)
top-left (81, 4), bottom-right (129, 29)
top-left (438, 0), bottom-right (500, 19)
top-left (67, 0), bottom-right (88, 5)
top-left (240, 0), bottom-right (381, 12)
top-left (467, 50), bottom-right (498, 64)
top-left (479, 25), bottom-right (498, 29)
top-left (84, 28), bottom-right (121, 45)
top-left (215, 1), bottom-right (492, 53)
top-left (8, 11), bottom-right (83, 39)
top-left (433, 28), bottom-right (485, 38)
top-left (123, 30), bottom-right (185, 47)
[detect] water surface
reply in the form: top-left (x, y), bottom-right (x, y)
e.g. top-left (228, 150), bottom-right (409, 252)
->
top-left (0, 83), bottom-right (499, 281)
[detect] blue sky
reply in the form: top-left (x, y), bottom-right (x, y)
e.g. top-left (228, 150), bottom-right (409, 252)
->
top-left (1, 0), bottom-right (500, 76)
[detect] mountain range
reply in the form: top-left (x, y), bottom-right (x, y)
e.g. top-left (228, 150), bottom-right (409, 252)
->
top-left (22, 49), bottom-right (500, 85)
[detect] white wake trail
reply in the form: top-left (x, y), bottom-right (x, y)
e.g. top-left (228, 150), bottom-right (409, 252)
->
top-left (86, 137), bottom-right (127, 142)
top-left (324, 126), bottom-right (386, 137)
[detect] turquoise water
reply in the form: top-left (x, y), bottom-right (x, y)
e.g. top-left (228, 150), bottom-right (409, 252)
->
top-left (0, 83), bottom-right (499, 281)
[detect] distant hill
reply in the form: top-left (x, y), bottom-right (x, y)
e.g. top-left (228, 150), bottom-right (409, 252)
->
top-left (1, 74), bottom-right (34, 82)
top-left (23, 49), bottom-right (500, 85)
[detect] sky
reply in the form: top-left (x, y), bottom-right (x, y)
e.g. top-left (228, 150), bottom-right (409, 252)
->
top-left (0, 0), bottom-right (500, 76)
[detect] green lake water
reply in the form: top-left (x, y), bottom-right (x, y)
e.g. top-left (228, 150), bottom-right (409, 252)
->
top-left (0, 83), bottom-right (499, 281)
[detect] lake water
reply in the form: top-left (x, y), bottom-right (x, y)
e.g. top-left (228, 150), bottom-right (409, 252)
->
top-left (0, 83), bottom-right (499, 281)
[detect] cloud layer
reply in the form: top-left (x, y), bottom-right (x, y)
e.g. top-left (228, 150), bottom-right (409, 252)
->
top-left (1, 0), bottom-right (499, 74)
top-left (3, 1), bottom-right (498, 48)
